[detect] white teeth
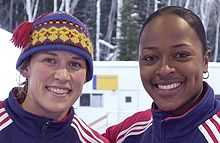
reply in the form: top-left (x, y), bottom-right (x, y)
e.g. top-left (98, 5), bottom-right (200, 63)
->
top-left (158, 83), bottom-right (181, 90)
top-left (47, 87), bottom-right (69, 94)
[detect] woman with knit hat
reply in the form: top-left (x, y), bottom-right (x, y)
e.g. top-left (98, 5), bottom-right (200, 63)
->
top-left (0, 12), bottom-right (109, 143)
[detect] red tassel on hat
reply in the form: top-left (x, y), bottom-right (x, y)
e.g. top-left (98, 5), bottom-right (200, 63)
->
top-left (11, 21), bottom-right (33, 49)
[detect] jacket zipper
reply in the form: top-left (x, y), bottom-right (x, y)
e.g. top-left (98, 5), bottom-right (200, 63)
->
top-left (41, 121), bottom-right (50, 143)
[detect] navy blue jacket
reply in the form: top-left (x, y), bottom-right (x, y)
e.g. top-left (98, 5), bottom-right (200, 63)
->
top-left (104, 82), bottom-right (220, 143)
top-left (0, 89), bottom-right (108, 143)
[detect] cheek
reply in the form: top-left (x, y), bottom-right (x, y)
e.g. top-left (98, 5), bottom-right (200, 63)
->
top-left (140, 66), bottom-right (153, 81)
top-left (139, 67), bottom-right (154, 91)
top-left (180, 62), bottom-right (204, 94)
top-left (70, 71), bottom-right (86, 99)
top-left (28, 67), bottom-right (51, 86)
top-left (186, 62), bottom-right (204, 80)
top-left (33, 70), bottom-right (49, 80)
top-left (28, 73), bottom-right (46, 89)
top-left (188, 68), bottom-right (203, 88)
top-left (71, 70), bottom-right (87, 84)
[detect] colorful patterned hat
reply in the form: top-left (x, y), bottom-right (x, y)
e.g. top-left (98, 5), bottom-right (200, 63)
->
top-left (12, 12), bottom-right (93, 82)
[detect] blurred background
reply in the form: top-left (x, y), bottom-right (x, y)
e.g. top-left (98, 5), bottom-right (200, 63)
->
top-left (0, 0), bottom-right (220, 133)
top-left (0, 0), bottom-right (220, 61)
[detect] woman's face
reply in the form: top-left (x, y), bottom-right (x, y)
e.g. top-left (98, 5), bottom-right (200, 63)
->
top-left (139, 14), bottom-right (208, 115)
top-left (22, 50), bottom-right (87, 120)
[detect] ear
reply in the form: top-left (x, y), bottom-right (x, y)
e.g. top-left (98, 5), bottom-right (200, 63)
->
top-left (203, 52), bottom-right (209, 73)
top-left (20, 66), bottom-right (30, 78)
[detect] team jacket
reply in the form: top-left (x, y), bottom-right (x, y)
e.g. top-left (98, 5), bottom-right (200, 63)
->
top-left (104, 82), bottom-right (220, 143)
top-left (0, 89), bottom-right (109, 143)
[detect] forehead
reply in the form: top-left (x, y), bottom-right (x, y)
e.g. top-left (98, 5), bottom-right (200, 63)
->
top-left (143, 14), bottom-right (192, 38)
top-left (139, 14), bottom-right (201, 48)
top-left (33, 50), bottom-right (84, 59)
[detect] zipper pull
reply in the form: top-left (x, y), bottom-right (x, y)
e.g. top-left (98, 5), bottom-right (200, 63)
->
top-left (42, 121), bottom-right (50, 135)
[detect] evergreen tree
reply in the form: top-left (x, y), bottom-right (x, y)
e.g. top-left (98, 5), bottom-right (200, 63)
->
top-left (118, 0), bottom-right (137, 60)
top-left (118, 0), bottom-right (150, 61)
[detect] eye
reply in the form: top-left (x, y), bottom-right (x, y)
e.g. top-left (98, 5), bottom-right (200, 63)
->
top-left (42, 57), bottom-right (56, 65)
top-left (175, 51), bottom-right (191, 61)
top-left (68, 61), bottom-right (82, 71)
top-left (140, 55), bottom-right (158, 65)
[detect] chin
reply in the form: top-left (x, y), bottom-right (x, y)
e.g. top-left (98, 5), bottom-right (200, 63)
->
top-left (157, 103), bottom-right (180, 112)
top-left (44, 103), bottom-right (68, 113)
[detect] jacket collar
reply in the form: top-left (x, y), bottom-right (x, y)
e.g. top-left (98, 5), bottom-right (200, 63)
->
top-left (6, 89), bottom-right (75, 137)
top-left (151, 82), bottom-right (216, 138)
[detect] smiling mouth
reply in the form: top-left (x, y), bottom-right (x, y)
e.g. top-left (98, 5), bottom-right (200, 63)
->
top-left (46, 86), bottom-right (71, 96)
top-left (156, 82), bottom-right (182, 90)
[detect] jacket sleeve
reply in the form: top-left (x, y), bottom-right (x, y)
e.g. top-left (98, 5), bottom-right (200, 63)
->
top-left (90, 127), bottom-right (110, 143)
top-left (103, 110), bottom-right (152, 143)
top-left (103, 119), bottom-right (125, 143)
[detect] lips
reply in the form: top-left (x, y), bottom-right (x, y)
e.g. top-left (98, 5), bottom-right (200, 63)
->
top-left (157, 82), bottom-right (181, 90)
top-left (151, 81), bottom-right (183, 97)
top-left (46, 86), bottom-right (71, 96)
top-left (152, 79), bottom-right (185, 97)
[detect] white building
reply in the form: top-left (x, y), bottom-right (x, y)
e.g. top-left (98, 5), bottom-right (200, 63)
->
top-left (75, 61), bottom-right (220, 133)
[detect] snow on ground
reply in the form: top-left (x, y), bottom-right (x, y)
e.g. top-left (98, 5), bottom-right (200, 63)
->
top-left (0, 28), bottom-right (21, 100)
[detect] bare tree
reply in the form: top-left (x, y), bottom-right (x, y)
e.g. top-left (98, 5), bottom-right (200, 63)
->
top-left (199, 0), bottom-right (214, 32)
top-left (104, 0), bottom-right (117, 42)
top-left (25, 0), bottom-right (39, 21)
top-left (184, 0), bottom-right (190, 8)
top-left (170, 0), bottom-right (178, 6)
top-left (53, 0), bottom-right (80, 14)
top-left (9, 0), bottom-right (14, 30)
top-left (54, 0), bottom-right (58, 12)
top-left (58, 0), bottom-right (65, 12)
top-left (167, 0), bottom-right (171, 6)
top-left (65, 0), bottom-right (71, 13)
top-left (214, 18), bottom-right (220, 61)
top-left (69, 0), bottom-right (80, 14)
top-left (213, 0), bottom-right (220, 62)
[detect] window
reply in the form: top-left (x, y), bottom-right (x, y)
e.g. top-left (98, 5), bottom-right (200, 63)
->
top-left (216, 95), bottom-right (220, 100)
top-left (91, 93), bottom-right (103, 107)
top-left (80, 93), bottom-right (103, 107)
top-left (80, 93), bottom-right (90, 106)
top-left (125, 96), bottom-right (132, 103)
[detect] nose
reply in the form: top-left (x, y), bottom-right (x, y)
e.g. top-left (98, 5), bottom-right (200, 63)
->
top-left (54, 68), bottom-right (71, 81)
top-left (156, 59), bottom-right (175, 77)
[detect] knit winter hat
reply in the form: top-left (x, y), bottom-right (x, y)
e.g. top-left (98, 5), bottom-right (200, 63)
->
top-left (12, 12), bottom-right (93, 82)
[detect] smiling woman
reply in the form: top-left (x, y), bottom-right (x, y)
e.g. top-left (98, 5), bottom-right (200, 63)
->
top-left (0, 12), bottom-right (109, 143)
top-left (21, 51), bottom-right (87, 120)
top-left (139, 13), bottom-right (207, 115)
top-left (103, 6), bottom-right (220, 143)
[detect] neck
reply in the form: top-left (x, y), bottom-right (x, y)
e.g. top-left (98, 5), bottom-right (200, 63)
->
top-left (21, 97), bottom-right (69, 121)
top-left (170, 84), bottom-right (206, 116)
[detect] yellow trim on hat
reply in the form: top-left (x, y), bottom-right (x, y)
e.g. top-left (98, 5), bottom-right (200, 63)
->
top-left (31, 26), bottom-right (93, 55)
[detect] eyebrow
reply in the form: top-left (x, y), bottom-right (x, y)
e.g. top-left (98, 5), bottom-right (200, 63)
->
top-left (142, 46), bottom-right (158, 50)
top-left (171, 43), bottom-right (191, 48)
top-left (142, 43), bottom-right (191, 50)
top-left (42, 51), bottom-right (84, 60)
top-left (71, 56), bottom-right (84, 60)
top-left (43, 51), bottom-right (57, 56)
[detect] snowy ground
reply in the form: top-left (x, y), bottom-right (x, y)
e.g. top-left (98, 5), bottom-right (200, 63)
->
top-left (0, 28), bottom-right (21, 100)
